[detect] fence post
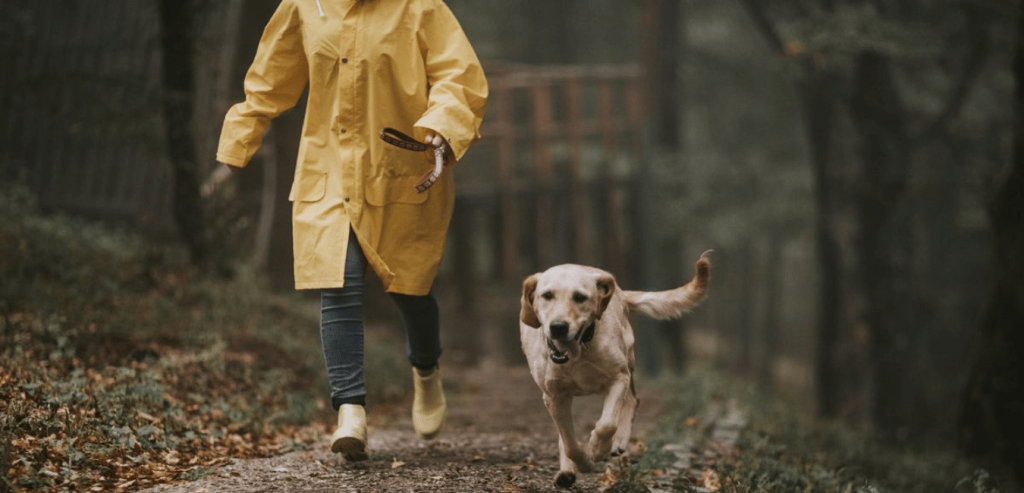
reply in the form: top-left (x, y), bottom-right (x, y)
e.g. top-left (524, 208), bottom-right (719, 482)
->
top-left (631, 93), bottom-right (663, 376)
top-left (531, 82), bottom-right (555, 269)
top-left (450, 198), bottom-right (480, 365)
top-left (565, 76), bottom-right (590, 265)
top-left (493, 80), bottom-right (519, 280)
top-left (597, 80), bottom-right (625, 277)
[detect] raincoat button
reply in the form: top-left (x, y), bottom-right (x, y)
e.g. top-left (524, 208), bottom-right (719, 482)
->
top-left (341, 57), bottom-right (349, 64)
top-left (344, 196), bottom-right (350, 202)
top-left (340, 127), bottom-right (347, 134)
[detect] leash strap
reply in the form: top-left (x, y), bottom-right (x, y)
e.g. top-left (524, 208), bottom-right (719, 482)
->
top-left (378, 127), bottom-right (445, 194)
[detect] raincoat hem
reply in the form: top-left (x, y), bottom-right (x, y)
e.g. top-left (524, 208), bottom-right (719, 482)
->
top-left (381, 281), bottom-right (434, 297)
top-left (295, 280), bottom-right (346, 291)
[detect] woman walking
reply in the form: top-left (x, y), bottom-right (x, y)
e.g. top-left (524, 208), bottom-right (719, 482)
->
top-left (216, 0), bottom-right (487, 461)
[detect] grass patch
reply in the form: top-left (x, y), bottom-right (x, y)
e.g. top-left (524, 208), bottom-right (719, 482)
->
top-left (614, 369), bottom-right (1016, 493)
top-left (0, 184), bottom-right (409, 492)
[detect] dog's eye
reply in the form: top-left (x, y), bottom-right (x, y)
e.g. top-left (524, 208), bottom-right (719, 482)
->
top-left (572, 293), bottom-right (588, 303)
top-left (541, 291), bottom-right (554, 301)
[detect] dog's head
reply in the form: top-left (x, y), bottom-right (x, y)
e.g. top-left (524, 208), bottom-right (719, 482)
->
top-left (520, 265), bottom-right (617, 365)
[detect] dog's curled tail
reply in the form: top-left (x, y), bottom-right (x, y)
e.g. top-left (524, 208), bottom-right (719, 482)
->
top-left (622, 250), bottom-right (712, 320)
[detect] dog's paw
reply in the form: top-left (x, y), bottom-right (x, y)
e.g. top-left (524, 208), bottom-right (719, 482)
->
top-left (554, 471), bottom-right (577, 489)
top-left (568, 448), bottom-right (596, 473)
top-left (609, 447), bottom-right (626, 457)
top-left (588, 425), bottom-right (616, 462)
top-left (588, 444), bottom-right (611, 463)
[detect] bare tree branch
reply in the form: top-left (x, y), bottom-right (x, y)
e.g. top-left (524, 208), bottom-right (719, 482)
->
top-left (736, 0), bottom-right (786, 55)
top-left (911, 26), bottom-right (990, 144)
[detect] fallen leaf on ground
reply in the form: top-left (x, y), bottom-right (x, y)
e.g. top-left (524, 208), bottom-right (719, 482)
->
top-left (600, 463), bottom-right (624, 488)
top-left (701, 467), bottom-right (721, 492)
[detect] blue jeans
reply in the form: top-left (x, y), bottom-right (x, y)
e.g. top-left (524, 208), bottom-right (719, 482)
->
top-left (320, 235), bottom-right (441, 410)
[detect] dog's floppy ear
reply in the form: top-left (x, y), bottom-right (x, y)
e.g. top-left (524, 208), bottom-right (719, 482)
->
top-left (596, 273), bottom-right (616, 318)
top-left (520, 274), bottom-right (541, 328)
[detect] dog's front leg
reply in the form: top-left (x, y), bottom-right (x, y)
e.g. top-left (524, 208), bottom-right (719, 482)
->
top-left (589, 376), bottom-right (632, 461)
top-left (543, 393), bottom-right (593, 488)
top-left (610, 377), bottom-right (640, 457)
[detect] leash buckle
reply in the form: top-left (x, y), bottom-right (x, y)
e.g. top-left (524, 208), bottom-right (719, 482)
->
top-left (379, 127), bottom-right (445, 194)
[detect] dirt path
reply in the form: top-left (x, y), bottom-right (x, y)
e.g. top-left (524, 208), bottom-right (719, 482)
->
top-left (141, 364), bottom-right (666, 493)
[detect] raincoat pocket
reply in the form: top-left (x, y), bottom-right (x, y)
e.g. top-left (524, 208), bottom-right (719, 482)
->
top-left (288, 172), bottom-right (327, 202)
top-left (364, 175), bottom-right (429, 206)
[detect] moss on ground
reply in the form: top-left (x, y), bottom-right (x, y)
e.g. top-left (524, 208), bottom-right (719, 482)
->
top-left (621, 370), bottom-right (1017, 493)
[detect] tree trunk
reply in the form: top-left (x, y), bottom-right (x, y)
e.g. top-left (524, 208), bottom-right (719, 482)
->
top-left (729, 0), bottom-right (869, 422)
top-left (759, 237), bottom-right (782, 389)
top-left (654, 0), bottom-right (681, 149)
top-left (642, 0), bottom-right (685, 374)
top-left (847, 52), bottom-right (915, 438)
top-left (815, 50), bottom-right (915, 436)
top-left (803, 69), bottom-right (876, 427)
top-left (737, 242), bottom-right (755, 374)
top-left (159, 0), bottom-right (205, 266)
top-left (957, 5), bottom-right (1024, 481)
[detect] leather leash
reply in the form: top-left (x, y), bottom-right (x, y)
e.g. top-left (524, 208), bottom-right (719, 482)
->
top-left (379, 127), bottom-right (445, 193)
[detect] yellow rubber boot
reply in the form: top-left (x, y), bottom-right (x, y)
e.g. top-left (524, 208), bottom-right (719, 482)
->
top-left (330, 404), bottom-right (368, 461)
top-left (412, 366), bottom-right (446, 440)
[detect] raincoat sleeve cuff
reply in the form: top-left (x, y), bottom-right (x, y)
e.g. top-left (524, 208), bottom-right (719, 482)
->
top-left (215, 152), bottom-right (246, 169)
top-left (414, 108), bottom-right (483, 162)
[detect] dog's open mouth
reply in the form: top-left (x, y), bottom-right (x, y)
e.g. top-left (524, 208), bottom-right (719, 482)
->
top-left (545, 322), bottom-right (596, 365)
top-left (546, 338), bottom-right (570, 365)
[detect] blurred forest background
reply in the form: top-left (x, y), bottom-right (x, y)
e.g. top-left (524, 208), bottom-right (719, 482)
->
top-left (1, 0), bottom-right (1022, 487)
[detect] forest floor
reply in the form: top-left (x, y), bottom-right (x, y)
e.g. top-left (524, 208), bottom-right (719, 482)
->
top-left (2, 183), bottom-right (1017, 493)
top-left (139, 363), bottom-right (717, 493)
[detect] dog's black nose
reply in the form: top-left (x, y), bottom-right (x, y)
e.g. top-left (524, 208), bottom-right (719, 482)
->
top-left (549, 321), bottom-right (570, 340)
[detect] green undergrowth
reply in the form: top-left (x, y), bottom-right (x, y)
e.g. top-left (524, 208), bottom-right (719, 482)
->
top-left (620, 370), bottom-right (1015, 493)
top-left (0, 184), bottom-right (410, 492)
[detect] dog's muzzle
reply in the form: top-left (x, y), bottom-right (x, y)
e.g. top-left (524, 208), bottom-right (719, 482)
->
top-left (545, 321), bottom-right (596, 365)
top-left (546, 338), bottom-right (570, 365)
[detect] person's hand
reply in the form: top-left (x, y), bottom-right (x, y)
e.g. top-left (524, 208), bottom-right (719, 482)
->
top-left (424, 133), bottom-right (455, 166)
top-left (201, 162), bottom-right (241, 197)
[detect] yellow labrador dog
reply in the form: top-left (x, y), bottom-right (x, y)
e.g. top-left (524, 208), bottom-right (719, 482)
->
top-left (519, 252), bottom-right (711, 488)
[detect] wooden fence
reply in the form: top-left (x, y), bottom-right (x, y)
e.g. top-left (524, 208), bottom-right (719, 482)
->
top-left (446, 64), bottom-right (651, 307)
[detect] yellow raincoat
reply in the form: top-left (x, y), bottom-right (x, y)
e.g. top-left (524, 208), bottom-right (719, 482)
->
top-left (217, 0), bottom-right (488, 294)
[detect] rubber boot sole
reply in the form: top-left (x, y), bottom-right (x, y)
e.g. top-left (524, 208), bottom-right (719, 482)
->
top-left (331, 436), bottom-right (368, 462)
top-left (417, 424), bottom-right (443, 441)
